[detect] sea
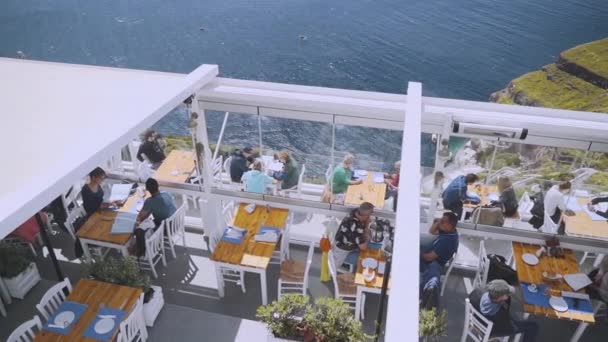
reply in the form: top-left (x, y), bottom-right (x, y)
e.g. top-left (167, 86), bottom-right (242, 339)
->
top-left (2, 0), bottom-right (607, 172)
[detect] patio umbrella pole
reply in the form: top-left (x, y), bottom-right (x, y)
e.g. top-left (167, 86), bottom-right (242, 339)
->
top-left (374, 256), bottom-right (391, 341)
top-left (35, 213), bottom-right (65, 281)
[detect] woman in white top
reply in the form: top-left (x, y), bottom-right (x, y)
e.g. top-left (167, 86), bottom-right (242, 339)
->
top-left (543, 181), bottom-right (575, 232)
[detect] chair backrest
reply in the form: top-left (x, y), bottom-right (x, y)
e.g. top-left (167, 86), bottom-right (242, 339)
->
top-left (473, 241), bottom-right (490, 289)
top-left (222, 201), bottom-right (235, 226)
top-left (223, 157), bottom-right (232, 178)
top-left (461, 298), bottom-right (494, 342)
top-left (517, 191), bottom-right (533, 215)
top-left (542, 211), bottom-right (559, 234)
top-left (327, 250), bottom-right (341, 297)
top-left (212, 156), bottom-right (223, 178)
top-left (7, 315), bottom-right (42, 342)
top-left (302, 241), bottom-right (315, 290)
top-left (145, 226), bottom-right (165, 259)
top-left (164, 204), bottom-right (186, 241)
top-left (278, 215), bottom-right (292, 263)
top-left (61, 181), bottom-right (84, 219)
top-left (64, 206), bottom-right (86, 240)
top-left (118, 293), bottom-right (146, 342)
top-left (36, 278), bottom-right (72, 321)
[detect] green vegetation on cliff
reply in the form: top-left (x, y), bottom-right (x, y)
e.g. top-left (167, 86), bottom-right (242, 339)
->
top-left (561, 38), bottom-right (608, 81)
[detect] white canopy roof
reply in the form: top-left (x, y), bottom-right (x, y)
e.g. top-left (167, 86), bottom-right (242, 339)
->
top-left (0, 58), bottom-right (218, 237)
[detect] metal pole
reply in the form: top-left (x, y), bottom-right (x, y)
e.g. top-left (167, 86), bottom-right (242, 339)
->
top-left (36, 213), bottom-right (64, 281)
top-left (374, 255), bottom-right (391, 341)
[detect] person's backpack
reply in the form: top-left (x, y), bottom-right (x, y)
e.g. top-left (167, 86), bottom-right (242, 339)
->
top-left (529, 192), bottom-right (545, 229)
top-left (487, 254), bottom-right (518, 285)
top-left (471, 206), bottom-right (504, 227)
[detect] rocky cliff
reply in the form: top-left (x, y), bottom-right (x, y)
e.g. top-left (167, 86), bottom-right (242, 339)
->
top-left (490, 38), bottom-right (608, 112)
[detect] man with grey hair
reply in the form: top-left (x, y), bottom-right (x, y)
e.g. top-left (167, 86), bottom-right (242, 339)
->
top-left (469, 279), bottom-right (538, 342)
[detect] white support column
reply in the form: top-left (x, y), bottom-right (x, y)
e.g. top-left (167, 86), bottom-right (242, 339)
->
top-left (385, 82), bottom-right (422, 342)
top-left (193, 96), bottom-right (214, 194)
top-left (212, 112), bottom-right (230, 161)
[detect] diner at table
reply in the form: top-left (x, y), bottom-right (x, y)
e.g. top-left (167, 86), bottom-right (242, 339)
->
top-left (332, 202), bottom-right (374, 271)
top-left (420, 212), bottom-right (459, 291)
top-left (81, 167), bottom-right (122, 216)
top-left (442, 173), bottom-right (479, 220)
top-left (229, 147), bottom-right (255, 182)
top-left (330, 153), bottom-right (362, 204)
top-left (241, 160), bottom-right (275, 194)
top-left (272, 151), bottom-right (300, 190)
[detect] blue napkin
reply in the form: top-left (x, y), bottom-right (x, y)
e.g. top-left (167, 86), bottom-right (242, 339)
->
top-left (221, 226), bottom-right (247, 244)
top-left (563, 296), bottom-right (594, 314)
top-left (369, 242), bottom-right (382, 250)
top-left (520, 282), bottom-right (550, 308)
top-left (42, 301), bottom-right (87, 335)
top-left (83, 307), bottom-right (126, 341)
top-left (258, 226), bottom-right (281, 236)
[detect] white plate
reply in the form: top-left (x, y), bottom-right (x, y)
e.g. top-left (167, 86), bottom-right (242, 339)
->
top-left (356, 170), bottom-right (368, 176)
top-left (54, 311), bottom-right (75, 327)
top-left (94, 318), bottom-right (115, 334)
top-left (527, 284), bottom-right (538, 293)
top-left (522, 253), bottom-right (539, 266)
top-left (362, 257), bottom-right (378, 269)
top-left (549, 296), bottom-right (569, 312)
top-left (363, 270), bottom-right (376, 282)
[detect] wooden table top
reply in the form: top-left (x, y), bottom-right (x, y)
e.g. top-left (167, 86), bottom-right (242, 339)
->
top-left (155, 150), bottom-right (196, 183)
top-left (345, 172), bottom-right (387, 208)
top-left (511, 242), bottom-right (595, 323)
top-left (34, 279), bottom-right (142, 342)
top-left (354, 248), bottom-right (388, 288)
top-left (564, 197), bottom-right (608, 240)
top-left (464, 184), bottom-right (497, 208)
top-left (76, 191), bottom-right (146, 245)
top-left (211, 204), bottom-right (289, 269)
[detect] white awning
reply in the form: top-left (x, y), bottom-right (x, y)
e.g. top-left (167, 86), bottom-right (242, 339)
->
top-left (0, 58), bottom-right (218, 237)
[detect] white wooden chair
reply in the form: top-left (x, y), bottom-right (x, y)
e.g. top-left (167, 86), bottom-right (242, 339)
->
top-left (136, 162), bottom-right (154, 183)
top-left (464, 241), bottom-right (490, 294)
top-left (222, 201), bottom-right (235, 226)
top-left (270, 213), bottom-right (292, 265)
top-left (139, 228), bottom-right (167, 279)
top-left (278, 241), bottom-right (315, 299)
top-left (36, 278), bottom-right (72, 321)
top-left (118, 293), bottom-right (147, 342)
top-left (517, 191), bottom-right (533, 221)
top-left (223, 156), bottom-right (232, 182)
top-left (7, 315), bottom-right (42, 342)
top-left (64, 206), bottom-right (86, 240)
top-left (460, 298), bottom-right (499, 342)
top-left (440, 254), bottom-right (457, 297)
top-left (327, 250), bottom-right (357, 310)
top-left (212, 156), bottom-right (224, 187)
top-left (579, 252), bottom-right (605, 268)
top-left (162, 204), bottom-right (187, 259)
top-left (60, 180), bottom-right (84, 220)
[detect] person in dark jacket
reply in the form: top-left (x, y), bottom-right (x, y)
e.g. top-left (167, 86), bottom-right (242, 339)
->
top-left (469, 280), bottom-right (538, 342)
top-left (274, 151), bottom-right (300, 190)
top-left (442, 173), bottom-right (479, 220)
top-left (494, 176), bottom-right (518, 217)
top-left (81, 167), bottom-right (121, 216)
top-left (137, 130), bottom-right (166, 168)
top-left (230, 147), bottom-right (254, 182)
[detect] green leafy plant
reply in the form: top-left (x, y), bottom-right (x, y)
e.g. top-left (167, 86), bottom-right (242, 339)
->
top-left (419, 308), bottom-right (447, 341)
top-left (304, 297), bottom-right (368, 342)
top-left (0, 243), bottom-right (34, 278)
top-left (257, 294), bottom-right (310, 339)
top-left (87, 256), bottom-right (153, 302)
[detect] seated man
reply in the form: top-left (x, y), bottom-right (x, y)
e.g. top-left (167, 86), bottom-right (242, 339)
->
top-left (332, 202), bottom-right (373, 270)
top-left (132, 178), bottom-right (177, 256)
top-left (442, 173), bottom-right (479, 220)
top-left (420, 212), bottom-right (459, 273)
top-left (230, 147), bottom-right (254, 183)
top-left (137, 130), bottom-right (166, 169)
top-left (241, 160), bottom-right (274, 194)
top-left (469, 280), bottom-right (538, 342)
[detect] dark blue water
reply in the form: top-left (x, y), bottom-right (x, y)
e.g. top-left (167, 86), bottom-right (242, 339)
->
top-left (2, 0), bottom-right (607, 169)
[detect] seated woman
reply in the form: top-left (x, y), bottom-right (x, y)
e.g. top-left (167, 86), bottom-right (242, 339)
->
top-left (273, 151), bottom-right (300, 190)
top-left (493, 176), bottom-right (518, 217)
top-left (242, 160), bottom-right (275, 194)
top-left (331, 153), bottom-right (362, 204)
top-left (81, 167), bottom-right (121, 216)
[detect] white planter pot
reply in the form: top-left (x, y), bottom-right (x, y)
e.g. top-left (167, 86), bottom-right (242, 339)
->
top-left (2, 263), bottom-right (41, 299)
top-left (266, 332), bottom-right (298, 342)
top-left (143, 285), bottom-right (164, 327)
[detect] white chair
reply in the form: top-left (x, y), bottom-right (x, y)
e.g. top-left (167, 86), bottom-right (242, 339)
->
top-left (118, 293), bottom-right (147, 342)
top-left (460, 298), bottom-right (497, 342)
top-left (64, 206), bottom-right (86, 240)
top-left (579, 252), bottom-right (605, 267)
top-left (541, 211), bottom-right (559, 234)
top-left (440, 254), bottom-right (456, 297)
top-left (278, 241), bottom-right (315, 299)
top-left (60, 180), bottom-right (84, 219)
top-left (212, 156), bottom-right (224, 186)
top-left (222, 201), bottom-right (235, 226)
top-left (36, 278), bottom-right (72, 321)
top-left (327, 250), bottom-right (357, 310)
top-left (464, 241), bottom-right (490, 294)
top-left (223, 156), bottom-right (232, 181)
top-left (139, 228), bottom-right (167, 279)
top-left (7, 315), bottom-right (42, 342)
top-left (325, 165), bottom-right (333, 183)
top-left (162, 204), bottom-right (187, 259)
top-left (270, 214), bottom-right (292, 265)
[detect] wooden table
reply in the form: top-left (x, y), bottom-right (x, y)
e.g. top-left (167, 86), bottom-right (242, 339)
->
top-left (345, 172), bottom-right (387, 208)
top-left (34, 279), bottom-right (141, 342)
top-left (564, 197), bottom-right (608, 240)
top-left (354, 248), bottom-right (388, 320)
top-left (512, 242), bottom-right (595, 323)
top-left (211, 203), bottom-right (289, 304)
top-left (464, 185), bottom-right (497, 208)
top-left (77, 191), bottom-right (146, 262)
top-left (155, 150), bottom-right (196, 183)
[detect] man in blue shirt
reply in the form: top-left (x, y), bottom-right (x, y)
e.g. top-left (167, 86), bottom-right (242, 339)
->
top-left (469, 280), bottom-right (538, 342)
top-left (442, 173), bottom-right (479, 220)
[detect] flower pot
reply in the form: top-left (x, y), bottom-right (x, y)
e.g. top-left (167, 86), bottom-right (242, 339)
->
top-left (2, 263), bottom-right (40, 299)
top-left (143, 285), bottom-right (164, 327)
top-left (266, 332), bottom-right (298, 342)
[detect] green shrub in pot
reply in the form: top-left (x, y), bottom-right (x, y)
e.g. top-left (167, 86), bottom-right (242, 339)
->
top-left (419, 308), bottom-right (447, 342)
top-left (303, 297), bottom-right (368, 342)
top-left (87, 256), bottom-right (154, 302)
top-left (0, 243), bottom-right (33, 278)
top-left (256, 294), bottom-right (310, 339)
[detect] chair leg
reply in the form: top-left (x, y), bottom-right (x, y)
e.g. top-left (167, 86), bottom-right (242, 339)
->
top-left (580, 252), bottom-right (589, 265)
top-left (161, 248), bottom-right (167, 267)
top-left (170, 240), bottom-right (177, 259)
top-left (149, 258), bottom-right (158, 279)
top-left (182, 233), bottom-right (187, 249)
top-left (28, 242), bottom-right (37, 257)
top-left (240, 271), bottom-right (246, 293)
top-left (360, 293), bottom-right (366, 320)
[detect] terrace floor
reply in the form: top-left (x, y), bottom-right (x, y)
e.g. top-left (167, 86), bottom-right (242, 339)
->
top-left (1, 213), bottom-right (607, 341)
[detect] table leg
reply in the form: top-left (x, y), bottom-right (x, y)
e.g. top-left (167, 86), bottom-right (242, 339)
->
top-left (570, 322), bottom-right (588, 342)
top-left (260, 270), bottom-right (268, 305)
top-left (80, 239), bottom-right (92, 263)
top-left (0, 296), bottom-right (6, 317)
top-left (215, 264), bottom-right (225, 298)
top-left (0, 277), bottom-right (11, 305)
top-left (355, 286), bottom-right (363, 320)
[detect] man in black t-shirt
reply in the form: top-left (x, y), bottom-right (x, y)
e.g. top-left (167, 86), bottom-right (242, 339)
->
top-left (332, 202), bottom-right (374, 269)
top-left (137, 130), bottom-right (166, 168)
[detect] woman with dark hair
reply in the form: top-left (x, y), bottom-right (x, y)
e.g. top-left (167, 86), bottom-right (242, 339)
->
top-left (81, 167), bottom-right (120, 216)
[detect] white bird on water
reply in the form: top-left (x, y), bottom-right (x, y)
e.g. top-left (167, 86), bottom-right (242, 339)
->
top-left (299, 35), bottom-right (307, 41)
top-left (16, 50), bottom-right (26, 59)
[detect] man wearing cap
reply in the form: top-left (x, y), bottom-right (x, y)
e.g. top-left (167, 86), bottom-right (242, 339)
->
top-left (230, 147), bottom-right (254, 182)
top-left (469, 280), bottom-right (538, 342)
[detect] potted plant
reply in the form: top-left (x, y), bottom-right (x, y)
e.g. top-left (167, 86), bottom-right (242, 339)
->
top-left (257, 294), bottom-right (310, 341)
top-left (304, 297), bottom-right (368, 342)
top-left (0, 244), bottom-right (41, 299)
top-left (88, 256), bottom-right (164, 326)
top-left (419, 308), bottom-right (447, 342)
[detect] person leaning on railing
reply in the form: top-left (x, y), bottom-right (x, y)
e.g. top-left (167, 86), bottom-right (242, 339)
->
top-left (493, 176), bottom-right (518, 217)
top-left (137, 129), bottom-right (166, 169)
top-left (441, 173), bottom-right (479, 220)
